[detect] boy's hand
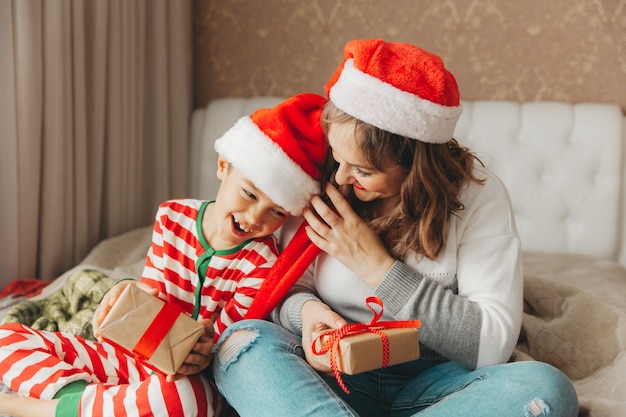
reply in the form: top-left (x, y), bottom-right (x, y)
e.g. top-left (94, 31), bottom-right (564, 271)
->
top-left (167, 319), bottom-right (215, 382)
top-left (92, 280), bottom-right (159, 340)
top-left (300, 300), bottom-right (347, 373)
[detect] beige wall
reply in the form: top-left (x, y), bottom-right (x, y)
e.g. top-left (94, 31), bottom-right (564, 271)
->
top-left (193, 0), bottom-right (626, 112)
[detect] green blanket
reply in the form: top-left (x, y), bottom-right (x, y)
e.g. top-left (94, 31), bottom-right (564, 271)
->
top-left (0, 269), bottom-right (116, 340)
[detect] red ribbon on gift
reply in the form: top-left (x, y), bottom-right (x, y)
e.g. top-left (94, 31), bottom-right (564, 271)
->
top-left (133, 302), bottom-right (182, 360)
top-left (311, 296), bottom-right (421, 394)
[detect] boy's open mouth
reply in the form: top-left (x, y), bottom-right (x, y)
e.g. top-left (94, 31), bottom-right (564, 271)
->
top-left (232, 216), bottom-right (252, 234)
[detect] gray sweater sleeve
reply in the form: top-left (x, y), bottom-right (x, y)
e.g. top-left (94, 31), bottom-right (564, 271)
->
top-left (375, 261), bottom-right (483, 369)
top-left (270, 286), bottom-right (320, 335)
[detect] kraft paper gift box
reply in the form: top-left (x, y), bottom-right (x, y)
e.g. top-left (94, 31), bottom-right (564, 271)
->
top-left (98, 283), bottom-right (206, 375)
top-left (312, 326), bottom-right (420, 375)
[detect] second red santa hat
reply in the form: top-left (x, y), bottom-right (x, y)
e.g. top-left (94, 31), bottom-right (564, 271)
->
top-left (214, 93), bottom-right (328, 215)
top-left (325, 39), bottom-right (463, 144)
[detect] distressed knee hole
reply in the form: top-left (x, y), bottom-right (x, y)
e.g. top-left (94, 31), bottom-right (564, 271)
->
top-left (525, 398), bottom-right (550, 417)
top-left (217, 329), bottom-right (259, 366)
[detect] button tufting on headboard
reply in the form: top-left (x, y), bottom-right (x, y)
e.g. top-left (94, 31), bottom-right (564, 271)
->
top-left (453, 101), bottom-right (623, 260)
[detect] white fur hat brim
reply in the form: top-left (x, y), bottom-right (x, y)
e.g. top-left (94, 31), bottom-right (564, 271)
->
top-left (329, 59), bottom-right (463, 143)
top-left (214, 117), bottom-right (319, 215)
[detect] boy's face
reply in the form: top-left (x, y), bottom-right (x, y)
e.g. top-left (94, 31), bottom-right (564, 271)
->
top-left (209, 156), bottom-right (290, 248)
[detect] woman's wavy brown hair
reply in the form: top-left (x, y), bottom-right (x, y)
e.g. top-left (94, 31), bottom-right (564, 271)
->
top-left (321, 102), bottom-right (485, 260)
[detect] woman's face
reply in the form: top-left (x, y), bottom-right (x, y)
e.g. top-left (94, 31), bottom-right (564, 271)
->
top-left (327, 121), bottom-right (408, 204)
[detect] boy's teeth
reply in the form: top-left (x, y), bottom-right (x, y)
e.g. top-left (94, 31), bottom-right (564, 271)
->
top-left (234, 219), bottom-right (250, 232)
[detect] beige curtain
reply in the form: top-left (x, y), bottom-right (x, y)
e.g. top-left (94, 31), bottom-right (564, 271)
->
top-left (0, 0), bottom-right (192, 285)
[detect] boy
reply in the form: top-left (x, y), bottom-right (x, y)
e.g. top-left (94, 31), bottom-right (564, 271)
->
top-left (0, 93), bottom-right (328, 417)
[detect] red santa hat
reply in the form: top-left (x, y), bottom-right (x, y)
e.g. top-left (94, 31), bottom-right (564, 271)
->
top-left (324, 39), bottom-right (463, 143)
top-left (214, 93), bottom-right (328, 215)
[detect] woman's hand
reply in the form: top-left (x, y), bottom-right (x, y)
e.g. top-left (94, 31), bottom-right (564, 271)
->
top-left (92, 280), bottom-right (159, 340)
top-left (167, 318), bottom-right (215, 382)
top-left (301, 300), bottom-right (347, 372)
top-left (303, 183), bottom-right (395, 288)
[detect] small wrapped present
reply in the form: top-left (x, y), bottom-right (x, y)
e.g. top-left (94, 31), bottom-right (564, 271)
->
top-left (98, 283), bottom-right (206, 375)
top-left (312, 327), bottom-right (420, 374)
top-left (312, 296), bottom-right (420, 394)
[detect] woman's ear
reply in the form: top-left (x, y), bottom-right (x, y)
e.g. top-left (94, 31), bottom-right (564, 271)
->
top-left (216, 156), bottom-right (229, 180)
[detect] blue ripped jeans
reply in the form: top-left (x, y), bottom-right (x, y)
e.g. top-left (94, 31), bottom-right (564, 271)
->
top-left (213, 320), bottom-right (579, 417)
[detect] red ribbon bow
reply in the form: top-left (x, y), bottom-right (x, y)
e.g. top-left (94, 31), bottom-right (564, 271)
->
top-left (311, 296), bottom-right (421, 394)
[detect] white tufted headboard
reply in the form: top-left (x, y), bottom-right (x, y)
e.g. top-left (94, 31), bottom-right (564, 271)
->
top-left (454, 102), bottom-right (625, 262)
top-left (189, 98), bottom-right (626, 267)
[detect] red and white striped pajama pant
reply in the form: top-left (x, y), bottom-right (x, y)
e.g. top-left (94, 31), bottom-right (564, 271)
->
top-left (0, 323), bottom-right (216, 417)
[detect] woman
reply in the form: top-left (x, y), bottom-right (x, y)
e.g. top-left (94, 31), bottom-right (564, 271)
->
top-left (212, 39), bottom-right (579, 417)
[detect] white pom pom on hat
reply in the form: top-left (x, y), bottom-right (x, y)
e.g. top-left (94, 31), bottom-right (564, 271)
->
top-left (324, 39), bottom-right (463, 144)
top-left (214, 93), bottom-right (328, 215)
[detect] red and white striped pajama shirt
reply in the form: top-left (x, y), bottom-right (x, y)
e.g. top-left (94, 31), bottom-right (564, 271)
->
top-left (0, 199), bottom-right (280, 416)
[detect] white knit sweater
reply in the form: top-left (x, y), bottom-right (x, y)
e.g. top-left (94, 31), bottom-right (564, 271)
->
top-left (273, 165), bottom-right (523, 370)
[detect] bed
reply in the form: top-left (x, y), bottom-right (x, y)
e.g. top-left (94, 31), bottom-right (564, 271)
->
top-left (2, 97), bottom-right (625, 416)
